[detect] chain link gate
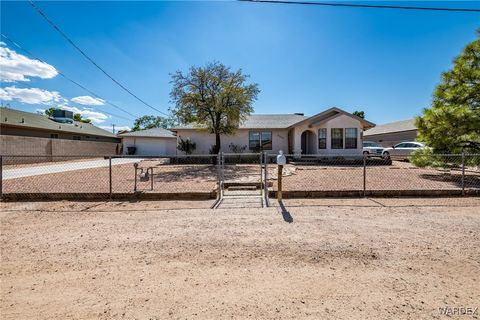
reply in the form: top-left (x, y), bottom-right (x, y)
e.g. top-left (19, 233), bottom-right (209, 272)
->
top-left (212, 152), bottom-right (269, 209)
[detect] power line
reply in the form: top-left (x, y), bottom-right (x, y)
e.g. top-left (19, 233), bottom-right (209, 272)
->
top-left (239, 0), bottom-right (480, 12)
top-left (28, 0), bottom-right (171, 116)
top-left (1, 33), bottom-right (138, 122)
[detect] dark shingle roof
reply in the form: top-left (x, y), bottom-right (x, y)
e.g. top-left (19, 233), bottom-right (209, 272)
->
top-left (172, 114), bottom-right (308, 130)
top-left (118, 127), bottom-right (176, 138)
top-left (0, 107), bottom-right (117, 138)
top-left (364, 119), bottom-right (416, 136)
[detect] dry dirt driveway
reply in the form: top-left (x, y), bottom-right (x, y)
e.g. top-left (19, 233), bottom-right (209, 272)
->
top-left (1, 198), bottom-right (479, 319)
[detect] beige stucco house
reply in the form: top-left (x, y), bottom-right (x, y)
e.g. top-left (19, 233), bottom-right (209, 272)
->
top-left (172, 107), bottom-right (375, 156)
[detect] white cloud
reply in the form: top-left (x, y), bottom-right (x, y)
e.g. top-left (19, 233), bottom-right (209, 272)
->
top-left (61, 105), bottom-right (109, 124)
top-left (71, 95), bottom-right (105, 106)
top-left (99, 125), bottom-right (131, 132)
top-left (0, 86), bottom-right (62, 104)
top-left (0, 43), bottom-right (58, 82)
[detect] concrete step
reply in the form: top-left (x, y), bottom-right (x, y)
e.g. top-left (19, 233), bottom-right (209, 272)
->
top-left (227, 185), bottom-right (258, 191)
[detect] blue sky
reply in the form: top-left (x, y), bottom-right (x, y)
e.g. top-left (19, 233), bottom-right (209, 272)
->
top-left (1, 1), bottom-right (479, 131)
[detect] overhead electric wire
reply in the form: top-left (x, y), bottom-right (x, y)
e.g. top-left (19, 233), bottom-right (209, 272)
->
top-left (1, 33), bottom-right (138, 122)
top-left (239, 0), bottom-right (480, 12)
top-left (28, 0), bottom-right (171, 117)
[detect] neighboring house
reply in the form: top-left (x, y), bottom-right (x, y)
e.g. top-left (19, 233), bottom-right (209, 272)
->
top-left (172, 107), bottom-right (375, 156)
top-left (118, 127), bottom-right (177, 155)
top-left (0, 107), bottom-right (119, 142)
top-left (0, 107), bottom-right (121, 160)
top-left (363, 119), bottom-right (417, 147)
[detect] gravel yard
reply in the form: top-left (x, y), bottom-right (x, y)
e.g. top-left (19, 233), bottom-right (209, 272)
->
top-left (1, 198), bottom-right (479, 319)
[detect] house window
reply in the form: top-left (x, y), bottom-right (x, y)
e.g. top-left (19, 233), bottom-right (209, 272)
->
top-left (261, 131), bottom-right (272, 150)
top-left (249, 131), bottom-right (272, 151)
top-left (73, 136), bottom-right (81, 140)
top-left (51, 134), bottom-right (59, 139)
top-left (318, 128), bottom-right (327, 149)
top-left (345, 128), bottom-right (358, 149)
top-left (249, 131), bottom-right (260, 150)
top-left (331, 128), bottom-right (343, 149)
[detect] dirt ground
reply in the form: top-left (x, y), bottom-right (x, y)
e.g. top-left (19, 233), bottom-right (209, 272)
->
top-left (1, 198), bottom-right (479, 319)
top-left (3, 160), bottom-right (479, 195)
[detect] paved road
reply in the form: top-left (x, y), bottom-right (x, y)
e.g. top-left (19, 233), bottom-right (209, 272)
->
top-left (3, 158), bottom-right (140, 180)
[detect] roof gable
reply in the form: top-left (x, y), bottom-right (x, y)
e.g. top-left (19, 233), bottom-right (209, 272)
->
top-left (289, 107), bottom-right (375, 129)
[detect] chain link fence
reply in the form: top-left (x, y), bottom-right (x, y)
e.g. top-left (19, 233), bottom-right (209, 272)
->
top-left (1, 155), bottom-right (218, 200)
top-left (1, 153), bottom-right (479, 200)
top-left (265, 153), bottom-right (480, 196)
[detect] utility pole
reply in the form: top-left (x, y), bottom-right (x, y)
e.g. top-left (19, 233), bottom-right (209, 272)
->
top-left (112, 124), bottom-right (116, 134)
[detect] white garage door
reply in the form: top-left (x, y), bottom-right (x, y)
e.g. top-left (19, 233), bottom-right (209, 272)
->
top-left (128, 138), bottom-right (176, 156)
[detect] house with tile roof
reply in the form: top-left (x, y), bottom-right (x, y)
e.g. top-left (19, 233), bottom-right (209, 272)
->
top-left (171, 107), bottom-right (375, 155)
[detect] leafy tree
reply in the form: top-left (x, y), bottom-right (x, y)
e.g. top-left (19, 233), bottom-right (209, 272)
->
top-left (415, 29), bottom-right (480, 154)
top-left (73, 113), bottom-right (91, 123)
top-left (177, 136), bottom-right (196, 155)
top-left (353, 110), bottom-right (365, 119)
top-left (170, 61), bottom-right (260, 154)
top-left (44, 107), bottom-right (56, 117)
top-left (132, 115), bottom-right (177, 131)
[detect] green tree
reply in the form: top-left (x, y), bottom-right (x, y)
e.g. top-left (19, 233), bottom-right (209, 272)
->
top-left (353, 110), bottom-right (365, 119)
top-left (73, 113), bottom-right (91, 123)
top-left (44, 107), bottom-right (56, 117)
top-left (415, 29), bottom-right (480, 154)
top-left (132, 115), bottom-right (177, 131)
top-left (170, 61), bottom-right (260, 154)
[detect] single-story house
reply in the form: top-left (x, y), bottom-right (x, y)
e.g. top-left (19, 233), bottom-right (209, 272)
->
top-left (1, 107), bottom-right (121, 159)
top-left (118, 127), bottom-right (177, 155)
top-left (363, 119), bottom-right (417, 147)
top-left (1, 107), bottom-right (119, 142)
top-left (171, 107), bottom-right (375, 156)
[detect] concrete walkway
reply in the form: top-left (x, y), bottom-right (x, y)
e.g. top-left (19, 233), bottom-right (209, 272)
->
top-left (3, 158), bottom-right (140, 180)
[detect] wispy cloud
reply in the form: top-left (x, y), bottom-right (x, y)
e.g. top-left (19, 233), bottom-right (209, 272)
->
top-left (100, 125), bottom-right (131, 132)
top-left (0, 42), bottom-right (58, 82)
top-left (61, 105), bottom-right (109, 124)
top-left (0, 86), bottom-right (62, 104)
top-left (71, 95), bottom-right (105, 106)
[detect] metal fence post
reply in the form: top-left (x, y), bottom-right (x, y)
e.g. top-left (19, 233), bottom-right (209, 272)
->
top-left (363, 154), bottom-right (366, 198)
top-left (0, 156), bottom-right (3, 200)
top-left (461, 152), bottom-right (465, 196)
top-left (109, 157), bottom-right (112, 198)
top-left (264, 152), bottom-right (268, 197)
top-left (220, 152), bottom-right (224, 197)
top-left (150, 167), bottom-right (154, 191)
top-left (217, 152), bottom-right (221, 200)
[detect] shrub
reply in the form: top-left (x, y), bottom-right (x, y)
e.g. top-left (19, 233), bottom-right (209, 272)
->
top-left (228, 143), bottom-right (247, 153)
top-left (177, 137), bottom-right (196, 155)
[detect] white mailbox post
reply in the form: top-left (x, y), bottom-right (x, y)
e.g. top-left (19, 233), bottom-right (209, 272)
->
top-left (277, 150), bottom-right (286, 200)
